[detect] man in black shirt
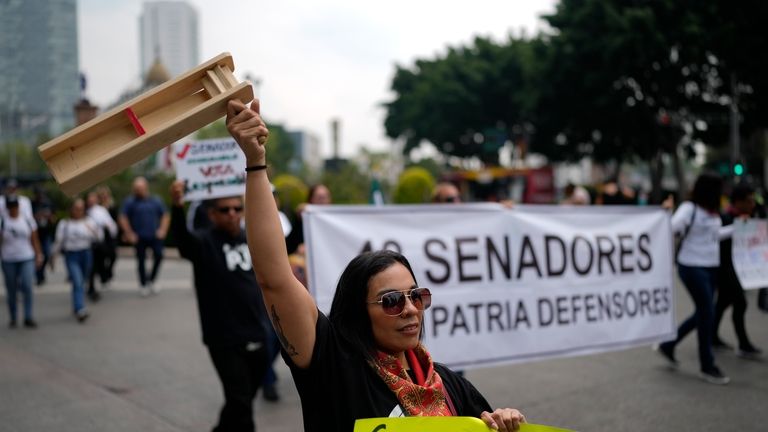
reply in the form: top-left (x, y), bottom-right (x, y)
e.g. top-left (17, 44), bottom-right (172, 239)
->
top-left (170, 181), bottom-right (269, 432)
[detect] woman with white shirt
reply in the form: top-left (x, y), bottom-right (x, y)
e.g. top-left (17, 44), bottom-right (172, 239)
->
top-left (1, 195), bottom-right (43, 328)
top-left (54, 198), bottom-right (101, 322)
top-left (658, 173), bottom-right (733, 385)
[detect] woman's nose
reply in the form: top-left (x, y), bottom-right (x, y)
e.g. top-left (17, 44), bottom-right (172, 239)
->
top-left (400, 294), bottom-right (419, 316)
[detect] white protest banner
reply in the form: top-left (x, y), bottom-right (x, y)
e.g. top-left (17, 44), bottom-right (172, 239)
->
top-left (732, 219), bottom-right (768, 290)
top-left (173, 137), bottom-right (246, 201)
top-left (304, 204), bottom-right (676, 369)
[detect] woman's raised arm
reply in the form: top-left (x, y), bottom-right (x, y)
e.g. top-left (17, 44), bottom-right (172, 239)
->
top-left (226, 99), bottom-right (318, 368)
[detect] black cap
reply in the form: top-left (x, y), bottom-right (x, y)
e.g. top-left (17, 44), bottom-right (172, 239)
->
top-left (5, 195), bottom-right (19, 207)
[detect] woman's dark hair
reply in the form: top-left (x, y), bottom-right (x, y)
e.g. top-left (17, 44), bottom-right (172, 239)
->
top-left (690, 172), bottom-right (723, 212)
top-left (328, 250), bottom-right (419, 361)
top-left (731, 182), bottom-right (755, 203)
top-left (307, 184), bottom-right (327, 203)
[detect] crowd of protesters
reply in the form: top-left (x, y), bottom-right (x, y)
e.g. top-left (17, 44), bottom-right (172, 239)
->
top-left (2, 160), bottom-right (767, 432)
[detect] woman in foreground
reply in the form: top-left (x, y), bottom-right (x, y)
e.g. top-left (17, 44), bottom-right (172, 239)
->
top-left (226, 99), bottom-right (525, 432)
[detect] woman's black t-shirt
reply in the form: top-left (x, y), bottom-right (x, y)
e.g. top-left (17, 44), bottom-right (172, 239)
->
top-left (282, 311), bottom-right (492, 432)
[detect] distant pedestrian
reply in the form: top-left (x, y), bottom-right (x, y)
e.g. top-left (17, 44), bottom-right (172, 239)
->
top-left (431, 182), bottom-right (462, 204)
top-left (0, 179), bottom-right (34, 224)
top-left (1, 195), bottom-right (43, 328)
top-left (561, 183), bottom-right (591, 205)
top-left (31, 186), bottom-right (56, 285)
top-left (657, 173), bottom-right (733, 385)
top-left (285, 184), bottom-right (332, 255)
top-left (170, 181), bottom-right (270, 431)
top-left (596, 178), bottom-right (635, 205)
top-left (712, 183), bottom-right (762, 358)
top-left (95, 186), bottom-right (119, 282)
top-left (54, 198), bottom-right (101, 323)
top-left (118, 177), bottom-right (169, 297)
top-left (86, 191), bottom-right (118, 301)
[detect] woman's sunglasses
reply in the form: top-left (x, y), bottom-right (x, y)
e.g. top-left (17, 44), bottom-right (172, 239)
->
top-left (368, 287), bottom-right (432, 316)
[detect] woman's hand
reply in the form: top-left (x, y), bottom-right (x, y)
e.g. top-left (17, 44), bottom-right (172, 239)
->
top-left (481, 408), bottom-right (526, 431)
top-left (226, 99), bottom-right (269, 165)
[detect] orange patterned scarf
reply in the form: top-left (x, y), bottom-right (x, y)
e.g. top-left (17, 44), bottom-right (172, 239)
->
top-left (368, 345), bottom-right (453, 417)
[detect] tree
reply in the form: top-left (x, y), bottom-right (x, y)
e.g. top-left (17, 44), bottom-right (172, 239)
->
top-left (392, 167), bottom-right (435, 204)
top-left (535, 0), bottom-right (768, 196)
top-left (0, 141), bottom-right (48, 177)
top-left (532, 0), bottom-right (732, 199)
top-left (273, 174), bottom-right (308, 213)
top-left (384, 37), bottom-right (538, 165)
top-left (320, 163), bottom-right (371, 204)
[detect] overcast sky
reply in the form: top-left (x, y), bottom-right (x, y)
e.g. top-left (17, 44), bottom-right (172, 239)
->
top-left (79, 0), bottom-right (557, 158)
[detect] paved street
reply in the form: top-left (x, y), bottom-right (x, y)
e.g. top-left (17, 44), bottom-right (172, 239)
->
top-left (1, 251), bottom-right (766, 431)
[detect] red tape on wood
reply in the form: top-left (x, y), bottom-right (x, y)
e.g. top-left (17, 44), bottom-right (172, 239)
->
top-left (124, 107), bottom-right (146, 136)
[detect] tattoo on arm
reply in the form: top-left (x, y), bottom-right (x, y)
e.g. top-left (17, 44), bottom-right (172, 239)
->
top-left (271, 304), bottom-right (299, 356)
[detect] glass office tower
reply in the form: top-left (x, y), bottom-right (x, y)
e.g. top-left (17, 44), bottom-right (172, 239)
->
top-left (0, 0), bottom-right (79, 144)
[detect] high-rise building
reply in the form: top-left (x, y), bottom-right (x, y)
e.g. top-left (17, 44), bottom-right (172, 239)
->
top-left (0, 0), bottom-right (79, 144)
top-left (139, 1), bottom-right (199, 80)
top-left (288, 130), bottom-right (323, 172)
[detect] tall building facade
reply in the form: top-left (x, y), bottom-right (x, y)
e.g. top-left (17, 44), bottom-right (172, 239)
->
top-left (288, 130), bottom-right (323, 172)
top-left (139, 1), bottom-right (199, 80)
top-left (0, 0), bottom-right (79, 144)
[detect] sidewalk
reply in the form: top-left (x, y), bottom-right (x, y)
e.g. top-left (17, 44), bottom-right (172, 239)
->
top-left (1, 255), bottom-right (766, 431)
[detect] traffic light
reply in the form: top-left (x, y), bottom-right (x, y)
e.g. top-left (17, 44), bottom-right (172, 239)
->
top-left (733, 162), bottom-right (745, 176)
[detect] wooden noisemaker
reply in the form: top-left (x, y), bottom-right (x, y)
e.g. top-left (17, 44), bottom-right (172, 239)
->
top-left (38, 52), bottom-right (253, 196)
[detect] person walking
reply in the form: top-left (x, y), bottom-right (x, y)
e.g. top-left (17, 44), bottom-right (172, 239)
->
top-left (1, 195), bottom-right (43, 328)
top-left (712, 183), bottom-right (762, 358)
top-left (657, 173), bottom-right (734, 384)
top-left (285, 183), bottom-right (332, 255)
top-left (86, 191), bottom-right (118, 301)
top-left (170, 181), bottom-right (270, 432)
top-left (54, 198), bottom-right (101, 323)
top-left (95, 186), bottom-right (119, 283)
top-left (0, 179), bottom-right (34, 223)
top-left (431, 182), bottom-right (462, 204)
top-left (31, 187), bottom-right (56, 285)
top-left (226, 99), bottom-right (526, 432)
top-left (118, 177), bottom-right (169, 297)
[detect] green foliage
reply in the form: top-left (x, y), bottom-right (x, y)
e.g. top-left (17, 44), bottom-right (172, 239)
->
top-left (273, 174), bottom-right (308, 213)
top-left (383, 0), bottom-right (768, 185)
top-left (407, 158), bottom-right (447, 182)
top-left (384, 37), bottom-right (537, 165)
top-left (393, 167), bottom-right (436, 204)
top-left (533, 0), bottom-right (695, 163)
top-left (320, 163), bottom-right (371, 204)
top-left (196, 119), bottom-right (230, 139)
top-left (265, 124), bottom-right (296, 174)
top-left (0, 141), bottom-right (48, 175)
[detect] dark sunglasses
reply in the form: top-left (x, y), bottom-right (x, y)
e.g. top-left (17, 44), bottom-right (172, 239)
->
top-left (440, 196), bottom-right (459, 203)
top-left (368, 287), bottom-right (432, 316)
top-left (215, 206), bottom-right (243, 214)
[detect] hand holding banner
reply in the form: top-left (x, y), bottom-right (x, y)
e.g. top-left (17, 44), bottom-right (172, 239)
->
top-left (353, 417), bottom-right (573, 432)
top-left (305, 204), bottom-right (676, 369)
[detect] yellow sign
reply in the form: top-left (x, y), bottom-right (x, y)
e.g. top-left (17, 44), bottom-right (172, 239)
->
top-left (353, 417), bottom-right (573, 432)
